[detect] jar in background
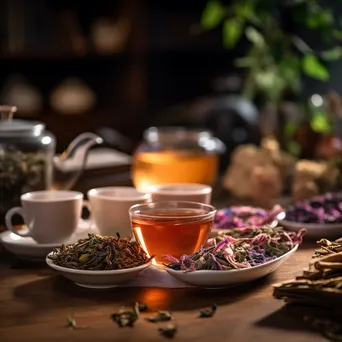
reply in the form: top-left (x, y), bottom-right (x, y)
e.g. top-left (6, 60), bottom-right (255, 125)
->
top-left (131, 127), bottom-right (225, 192)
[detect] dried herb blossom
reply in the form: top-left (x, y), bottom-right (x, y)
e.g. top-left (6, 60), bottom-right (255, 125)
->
top-left (48, 233), bottom-right (153, 270)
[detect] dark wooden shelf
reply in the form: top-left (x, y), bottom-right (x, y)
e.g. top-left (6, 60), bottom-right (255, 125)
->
top-left (0, 51), bottom-right (129, 61)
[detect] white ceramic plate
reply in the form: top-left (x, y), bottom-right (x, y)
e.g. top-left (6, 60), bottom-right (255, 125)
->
top-left (280, 219), bottom-right (342, 239)
top-left (164, 245), bottom-right (298, 288)
top-left (46, 254), bottom-right (152, 289)
top-left (0, 220), bottom-right (95, 261)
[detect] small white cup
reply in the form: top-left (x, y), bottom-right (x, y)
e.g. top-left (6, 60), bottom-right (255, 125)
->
top-left (149, 183), bottom-right (212, 204)
top-left (5, 190), bottom-right (86, 244)
top-left (87, 186), bottom-right (150, 237)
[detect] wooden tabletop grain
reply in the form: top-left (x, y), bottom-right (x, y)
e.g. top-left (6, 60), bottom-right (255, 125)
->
top-left (0, 242), bottom-right (330, 342)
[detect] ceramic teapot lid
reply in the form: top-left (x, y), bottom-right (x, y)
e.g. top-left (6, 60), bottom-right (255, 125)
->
top-left (0, 105), bottom-right (44, 135)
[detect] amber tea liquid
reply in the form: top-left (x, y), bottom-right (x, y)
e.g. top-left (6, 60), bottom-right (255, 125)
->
top-left (132, 209), bottom-right (213, 266)
top-left (132, 150), bottom-right (218, 192)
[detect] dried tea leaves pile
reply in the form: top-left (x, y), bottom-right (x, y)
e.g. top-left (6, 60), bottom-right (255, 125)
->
top-left (166, 226), bottom-right (306, 272)
top-left (48, 233), bottom-right (153, 270)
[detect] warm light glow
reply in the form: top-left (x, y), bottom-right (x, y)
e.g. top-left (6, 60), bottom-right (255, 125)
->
top-left (134, 227), bottom-right (150, 258)
top-left (141, 288), bottom-right (170, 308)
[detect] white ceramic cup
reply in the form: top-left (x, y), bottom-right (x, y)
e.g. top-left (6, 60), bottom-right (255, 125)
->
top-left (87, 186), bottom-right (150, 237)
top-left (5, 190), bottom-right (86, 244)
top-left (149, 183), bottom-right (212, 204)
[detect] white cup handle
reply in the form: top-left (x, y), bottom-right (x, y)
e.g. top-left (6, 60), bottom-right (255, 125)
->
top-left (81, 200), bottom-right (93, 228)
top-left (5, 207), bottom-right (32, 238)
top-left (82, 200), bottom-right (91, 217)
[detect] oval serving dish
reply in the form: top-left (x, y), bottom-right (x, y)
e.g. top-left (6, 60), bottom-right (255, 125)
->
top-left (165, 244), bottom-right (298, 288)
top-left (280, 219), bottom-right (342, 239)
top-left (46, 253), bottom-right (152, 289)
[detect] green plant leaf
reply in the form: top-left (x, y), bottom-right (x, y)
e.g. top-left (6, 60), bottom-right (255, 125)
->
top-left (333, 30), bottom-right (342, 40)
top-left (310, 113), bottom-right (331, 134)
top-left (223, 18), bottom-right (243, 49)
top-left (321, 47), bottom-right (342, 61)
top-left (235, 2), bottom-right (254, 20)
top-left (306, 9), bottom-right (334, 29)
top-left (302, 54), bottom-right (329, 81)
top-left (245, 26), bottom-right (265, 47)
top-left (201, 0), bottom-right (224, 30)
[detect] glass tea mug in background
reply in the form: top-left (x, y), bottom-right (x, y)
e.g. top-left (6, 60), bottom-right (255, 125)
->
top-left (131, 127), bottom-right (225, 193)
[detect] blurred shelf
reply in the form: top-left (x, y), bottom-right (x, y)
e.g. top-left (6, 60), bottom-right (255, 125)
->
top-left (17, 108), bottom-right (146, 151)
top-left (0, 51), bottom-right (130, 62)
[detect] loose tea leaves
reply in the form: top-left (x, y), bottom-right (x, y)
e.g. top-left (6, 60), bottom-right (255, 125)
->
top-left (199, 303), bottom-right (217, 318)
top-left (146, 311), bottom-right (173, 323)
top-left (48, 234), bottom-right (153, 270)
top-left (165, 226), bottom-right (306, 272)
top-left (66, 314), bottom-right (89, 330)
top-left (159, 324), bottom-right (177, 339)
top-left (111, 303), bottom-right (140, 328)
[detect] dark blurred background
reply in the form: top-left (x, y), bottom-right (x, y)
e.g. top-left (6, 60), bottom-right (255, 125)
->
top-left (1, 0), bottom-right (342, 152)
top-left (0, 0), bottom-right (224, 151)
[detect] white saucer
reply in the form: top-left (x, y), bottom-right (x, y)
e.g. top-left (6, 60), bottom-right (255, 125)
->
top-left (0, 220), bottom-right (95, 261)
top-left (165, 245), bottom-right (298, 288)
top-left (46, 254), bottom-right (152, 289)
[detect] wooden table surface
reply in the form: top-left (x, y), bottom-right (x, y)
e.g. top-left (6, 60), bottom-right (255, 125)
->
top-left (0, 242), bottom-right (329, 342)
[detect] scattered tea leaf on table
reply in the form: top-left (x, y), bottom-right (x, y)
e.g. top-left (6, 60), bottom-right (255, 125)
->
top-left (199, 303), bottom-right (217, 318)
top-left (111, 303), bottom-right (140, 328)
top-left (159, 324), bottom-right (177, 339)
top-left (146, 311), bottom-right (172, 323)
top-left (66, 314), bottom-right (89, 330)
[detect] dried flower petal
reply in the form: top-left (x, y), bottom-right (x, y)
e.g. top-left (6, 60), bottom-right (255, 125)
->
top-left (166, 226), bottom-right (306, 272)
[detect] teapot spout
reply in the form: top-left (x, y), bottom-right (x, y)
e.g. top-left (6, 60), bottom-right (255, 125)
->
top-left (52, 132), bottom-right (103, 190)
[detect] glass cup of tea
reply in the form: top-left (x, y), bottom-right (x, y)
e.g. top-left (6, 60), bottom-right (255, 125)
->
top-left (129, 201), bottom-right (217, 267)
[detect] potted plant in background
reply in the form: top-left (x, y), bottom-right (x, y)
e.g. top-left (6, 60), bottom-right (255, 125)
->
top-left (199, 0), bottom-right (342, 205)
top-left (200, 0), bottom-right (342, 157)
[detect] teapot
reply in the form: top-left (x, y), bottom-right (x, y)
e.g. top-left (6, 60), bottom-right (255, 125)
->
top-left (0, 105), bottom-right (103, 223)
